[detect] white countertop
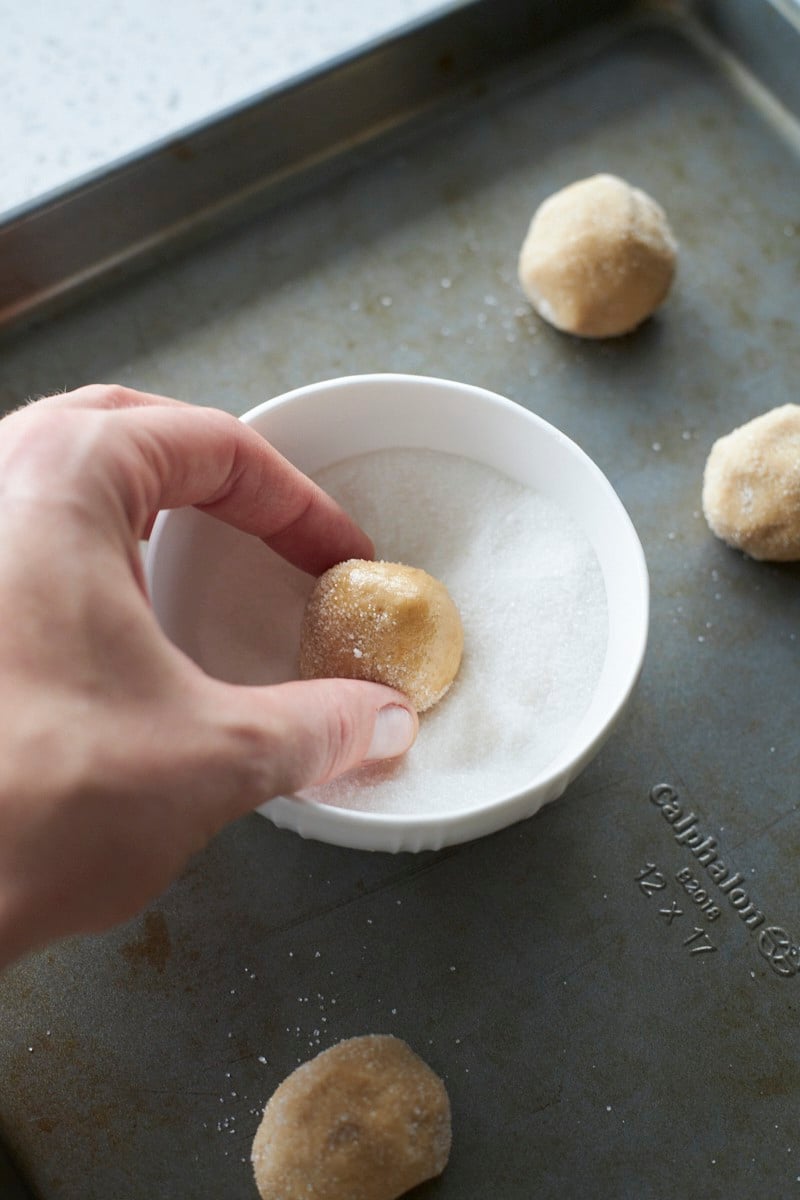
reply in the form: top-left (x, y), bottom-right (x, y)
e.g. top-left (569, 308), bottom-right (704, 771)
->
top-left (0, 0), bottom-right (450, 215)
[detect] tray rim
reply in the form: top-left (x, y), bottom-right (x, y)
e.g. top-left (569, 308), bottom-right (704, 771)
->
top-left (0, 0), bottom-right (642, 337)
top-left (1, 0), bottom-right (798, 340)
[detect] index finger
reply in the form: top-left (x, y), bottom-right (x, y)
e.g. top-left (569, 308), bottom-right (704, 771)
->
top-left (115, 405), bottom-right (374, 575)
top-left (23, 382), bottom-right (190, 413)
top-left (11, 399), bottom-right (373, 576)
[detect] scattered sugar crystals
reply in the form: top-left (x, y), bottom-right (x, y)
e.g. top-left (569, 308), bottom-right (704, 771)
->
top-left (302, 447), bottom-right (608, 816)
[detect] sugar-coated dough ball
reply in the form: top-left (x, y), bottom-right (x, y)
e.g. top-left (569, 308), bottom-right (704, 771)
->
top-left (702, 404), bottom-right (800, 561)
top-left (251, 1035), bottom-right (452, 1200)
top-left (299, 559), bottom-right (463, 712)
top-left (517, 173), bottom-right (677, 338)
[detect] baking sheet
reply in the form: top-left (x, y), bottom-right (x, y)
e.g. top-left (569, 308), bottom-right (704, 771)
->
top-left (0, 0), bottom-right (628, 336)
top-left (1, 2), bottom-right (800, 1197)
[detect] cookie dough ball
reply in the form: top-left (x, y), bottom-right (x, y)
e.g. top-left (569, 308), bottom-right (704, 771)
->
top-left (702, 404), bottom-right (800, 561)
top-left (251, 1035), bottom-right (452, 1200)
top-left (517, 173), bottom-right (677, 338)
top-left (299, 559), bottom-right (463, 712)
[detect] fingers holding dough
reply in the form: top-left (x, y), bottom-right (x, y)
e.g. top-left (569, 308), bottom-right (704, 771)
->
top-left (299, 559), bottom-right (464, 713)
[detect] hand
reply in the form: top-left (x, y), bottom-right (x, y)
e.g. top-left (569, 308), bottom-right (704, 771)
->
top-left (0, 385), bottom-right (417, 968)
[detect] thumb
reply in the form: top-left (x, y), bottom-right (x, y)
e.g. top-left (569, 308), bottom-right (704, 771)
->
top-left (212, 677), bottom-right (419, 817)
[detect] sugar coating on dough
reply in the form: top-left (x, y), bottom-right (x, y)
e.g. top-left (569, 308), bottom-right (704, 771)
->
top-left (251, 1035), bottom-right (452, 1200)
top-left (299, 559), bottom-right (464, 712)
top-left (517, 173), bottom-right (677, 338)
top-left (702, 404), bottom-right (800, 562)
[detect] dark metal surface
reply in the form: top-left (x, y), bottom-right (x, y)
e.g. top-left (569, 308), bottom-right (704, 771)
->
top-left (0, 1136), bottom-right (36, 1200)
top-left (1, 2), bottom-right (800, 1198)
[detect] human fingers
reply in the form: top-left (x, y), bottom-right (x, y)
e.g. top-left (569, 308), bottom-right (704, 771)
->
top-left (198, 677), bottom-right (418, 827)
top-left (114, 404), bottom-right (374, 572)
top-left (0, 674), bottom-right (416, 963)
top-left (26, 383), bottom-right (189, 412)
top-left (4, 401), bottom-right (373, 575)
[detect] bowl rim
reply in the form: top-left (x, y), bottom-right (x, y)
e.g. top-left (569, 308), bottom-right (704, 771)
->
top-left (147, 372), bottom-right (649, 850)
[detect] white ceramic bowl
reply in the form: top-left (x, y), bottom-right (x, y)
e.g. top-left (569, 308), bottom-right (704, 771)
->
top-left (146, 374), bottom-right (648, 853)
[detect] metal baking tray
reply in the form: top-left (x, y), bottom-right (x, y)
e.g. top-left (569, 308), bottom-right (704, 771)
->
top-left (1, 1), bottom-right (799, 1196)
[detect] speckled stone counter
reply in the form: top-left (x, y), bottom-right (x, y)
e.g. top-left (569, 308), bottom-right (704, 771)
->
top-left (0, 0), bottom-right (447, 213)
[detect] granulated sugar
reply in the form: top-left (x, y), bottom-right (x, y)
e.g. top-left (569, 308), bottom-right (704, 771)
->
top-left (301, 447), bottom-right (608, 816)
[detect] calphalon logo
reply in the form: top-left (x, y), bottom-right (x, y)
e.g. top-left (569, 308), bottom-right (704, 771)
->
top-left (650, 784), bottom-right (799, 978)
